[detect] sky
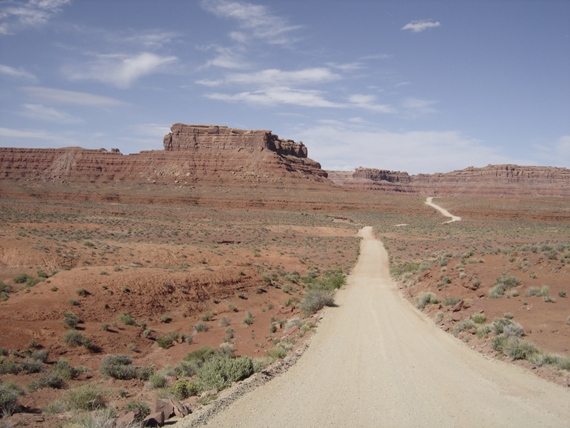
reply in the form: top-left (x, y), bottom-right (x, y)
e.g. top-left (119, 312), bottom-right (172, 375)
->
top-left (0, 0), bottom-right (568, 174)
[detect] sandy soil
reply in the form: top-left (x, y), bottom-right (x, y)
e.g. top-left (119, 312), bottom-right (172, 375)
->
top-left (188, 227), bottom-right (570, 427)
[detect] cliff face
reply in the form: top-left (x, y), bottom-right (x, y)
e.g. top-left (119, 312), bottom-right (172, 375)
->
top-left (0, 124), bottom-right (326, 188)
top-left (327, 165), bottom-right (570, 197)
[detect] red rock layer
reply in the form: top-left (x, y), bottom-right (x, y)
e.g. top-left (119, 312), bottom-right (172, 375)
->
top-left (327, 165), bottom-right (570, 197)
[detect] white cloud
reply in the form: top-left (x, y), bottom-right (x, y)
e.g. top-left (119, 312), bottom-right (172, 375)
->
top-left (20, 103), bottom-right (83, 123)
top-left (206, 87), bottom-right (342, 108)
top-left (22, 86), bottom-right (126, 106)
top-left (296, 124), bottom-right (516, 174)
top-left (0, 64), bottom-right (37, 81)
top-left (198, 67), bottom-right (341, 87)
top-left (0, 0), bottom-right (71, 34)
top-left (201, 0), bottom-right (300, 45)
top-left (63, 52), bottom-right (177, 88)
top-left (348, 94), bottom-right (394, 114)
top-left (201, 45), bottom-right (249, 70)
top-left (401, 20), bottom-right (441, 33)
top-left (401, 98), bottom-right (438, 116)
top-left (0, 126), bottom-right (79, 147)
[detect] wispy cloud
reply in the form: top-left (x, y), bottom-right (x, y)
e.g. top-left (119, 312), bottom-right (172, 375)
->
top-left (200, 45), bottom-right (249, 69)
top-left (0, 0), bottom-right (71, 34)
top-left (401, 20), bottom-right (441, 33)
top-left (533, 135), bottom-right (570, 168)
top-left (200, 0), bottom-right (300, 45)
top-left (63, 52), bottom-right (178, 88)
top-left (401, 98), bottom-right (438, 116)
top-left (20, 103), bottom-right (83, 124)
top-left (0, 64), bottom-right (37, 82)
top-left (22, 86), bottom-right (125, 106)
top-left (348, 94), bottom-right (394, 114)
top-left (197, 67), bottom-right (341, 87)
top-left (206, 87), bottom-right (342, 108)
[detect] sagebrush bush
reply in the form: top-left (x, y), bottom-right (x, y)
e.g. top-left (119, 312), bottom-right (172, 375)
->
top-left (0, 358), bottom-right (21, 375)
top-left (64, 384), bottom-right (106, 411)
top-left (51, 358), bottom-right (78, 380)
top-left (300, 289), bottom-right (334, 316)
top-left (183, 346), bottom-right (218, 367)
top-left (147, 372), bottom-right (167, 389)
top-left (156, 332), bottom-right (179, 349)
top-left (27, 373), bottom-right (65, 392)
top-left (0, 381), bottom-right (23, 416)
top-left (471, 313), bottom-right (486, 324)
top-left (194, 322), bottom-right (209, 333)
top-left (451, 319), bottom-right (475, 336)
top-left (20, 358), bottom-right (44, 374)
top-left (415, 292), bottom-right (438, 309)
top-left (62, 311), bottom-right (83, 329)
top-left (99, 354), bottom-right (153, 380)
top-left (196, 355), bottom-right (253, 391)
top-left (117, 312), bottom-right (137, 326)
top-left (125, 401), bottom-right (150, 421)
top-left (169, 380), bottom-right (199, 400)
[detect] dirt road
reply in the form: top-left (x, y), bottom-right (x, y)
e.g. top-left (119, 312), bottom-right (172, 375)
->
top-left (425, 197), bottom-right (461, 223)
top-left (182, 227), bottom-right (570, 427)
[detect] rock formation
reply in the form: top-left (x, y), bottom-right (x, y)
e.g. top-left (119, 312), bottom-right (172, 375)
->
top-left (0, 124), bottom-right (326, 188)
top-left (327, 165), bottom-right (570, 197)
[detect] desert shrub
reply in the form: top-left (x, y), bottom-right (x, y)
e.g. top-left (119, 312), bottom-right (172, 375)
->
top-left (196, 355), bottom-right (253, 391)
top-left (496, 275), bottom-right (521, 288)
top-left (62, 311), bottom-right (83, 329)
top-left (156, 332), bottom-right (179, 349)
top-left (173, 360), bottom-right (197, 377)
top-left (13, 273), bottom-right (32, 284)
top-left (528, 352), bottom-right (563, 367)
top-left (488, 284), bottom-right (506, 298)
top-left (183, 346), bottom-right (218, 366)
top-left (70, 407), bottom-right (117, 427)
top-left (62, 330), bottom-right (92, 349)
top-left (76, 288), bottom-right (89, 297)
top-left (444, 297), bottom-right (461, 306)
top-left (43, 399), bottom-right (66, 415)
top-left (503, 337), bottom-right (540, 360)
top-left (556, 356), bottom-right (570, 371)
top-left (540, 285), bottom-right (550, 297)
top-left (303, 270), bottom-right (346, 291)
top-left (125, 401), bottom-right (150, 421)
top-left (0, 358), bottom-right (21, 375)
top-left (27, 373), bottom-right (65, 392)
top-left (502, 322), bottom-right (525, 338)
top-left (558, 290), bottom-right (567, 298)
top-left (525, 286), bottom-right (541, 297)
top-left (300, 289), bottom-right (335, 316)
top-left (219, 316), bottom-right (230, 327)
top-left (194, 322), bottom-right (209, 333)
top-left (169, 380), bottom-right (199, 400)
top-left (267, 345), bottom-right (287, 360)
top-left (415, 292), bottom-right (439, 310)
top-left (99, 355), bottom-right (153, 380)
top-left (64, 384), bottom-right (106, 411)
top-left (476, 324), bottom-right (492, 338)
top-left (243, 311), bottom-right (254, 325)
top-left (200, 311), bottom-right (214, 322)
top-left (451, 319), bottom-right (475, 336)
top-left (30, 349), bottom-right (48, 362)
top-left (20, 358), bottom-right (44, 374)
top-left (567, 315), bottom-right (570, 326)
top-left (51, 358), bottom-right (79, 380)
top-left (491, 318), bottom-right (514, 335)
top-left (471, 313), bottom-right (486, 324)
top-left (117, 312), bottom-right (137, 326)
top-left (146, 372), bottom-right (167, 389)
top-left (0, 381), bottom-right (23, 416)
top-left (543, 295), bottom-right (556, 303)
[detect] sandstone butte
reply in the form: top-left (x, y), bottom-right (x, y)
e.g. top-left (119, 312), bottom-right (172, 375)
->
top-left (0, 123), bottom-right (569, 197)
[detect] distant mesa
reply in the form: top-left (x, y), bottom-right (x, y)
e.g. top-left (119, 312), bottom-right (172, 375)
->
top-left (327, 165), bottom-right (570, 197)
top-left (1, 123), bottom-right (569, 198)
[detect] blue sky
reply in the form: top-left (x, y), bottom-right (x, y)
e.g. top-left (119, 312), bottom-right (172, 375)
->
top-left (0, 0), bottom-right (568, 174)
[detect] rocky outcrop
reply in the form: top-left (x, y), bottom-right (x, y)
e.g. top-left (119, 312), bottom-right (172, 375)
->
top-left (164, 123), bottom-right (308, 158)
top-left (327, 165), bottom-right (570, 197)
top-left (0, 124), bottom-right (327, 189)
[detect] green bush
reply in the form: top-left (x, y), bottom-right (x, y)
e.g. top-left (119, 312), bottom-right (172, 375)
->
top-left (451, 319), bottom-right (475, 336)
top-left (118, 312), bottom-right (137, 326)
top-left (64, 384), bottom-right (106, 411)
top-left (0, 358), bottom-right (21, 375)
top-left (62, 330), bottom-right (92, 349)
top-left (183, 346), bottom-right (218, 366)
top-left (196, 355), bottom-right (254, 391)
top-left (471, 313), bottom-right (486, 324)
top-left (243, 311), bottom-right (254, 325)
top-left (147, 372), bottom-right (167, 389)
top-left (267, 345), bottom-right (287, 360)
top-left (99, 355), bottom-right (153, 380)
top-left (194, 322), bottom-right (209, 333)
top-left (415, 292), bottom-right (439, 309)
top-left (20, 358), bottom-right (44, 374)
top-left (27, 373), bottom-right (65, 392)
top-left (300, 289), bottom-right (335, 316)
top-left (525, 286), bottom-right (541, 297)
top-left (488, 284), bottom-right (506, 298)
top-left (51, 358), bottom-right (79, 380)
top-left (156, 332), bottom-right (179, 349)
top-left (62, 311), bottom-right (83, 329)
top-left (0, 381), bottom-right (23, 416)
top-left (169, 380), bottom-right (199, 400)
top-left (503, 337), bottom-right (540, 360)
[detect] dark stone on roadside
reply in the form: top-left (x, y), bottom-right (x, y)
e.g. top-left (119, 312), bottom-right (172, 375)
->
top-left (143, 411), bottom-right (165, 427)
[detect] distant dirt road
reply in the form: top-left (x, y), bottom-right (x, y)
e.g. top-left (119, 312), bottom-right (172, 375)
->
top-left (184, 227), bottom-right (570, 427)
top-left (425, 196), bottom-right (461, 223)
